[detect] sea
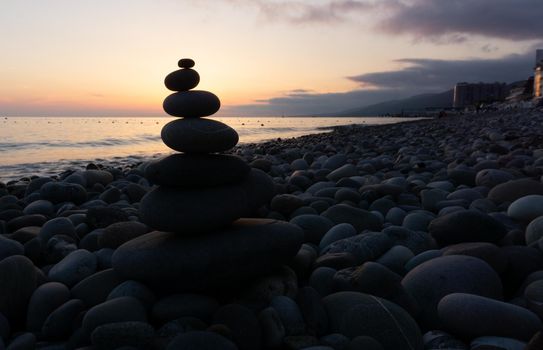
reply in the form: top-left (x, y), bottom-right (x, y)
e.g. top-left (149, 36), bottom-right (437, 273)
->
top-left (0, 116), bottom-right (420, 182)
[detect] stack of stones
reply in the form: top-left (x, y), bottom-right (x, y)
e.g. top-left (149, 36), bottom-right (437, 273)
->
top-left (112, 59), bottom-right (303, 292)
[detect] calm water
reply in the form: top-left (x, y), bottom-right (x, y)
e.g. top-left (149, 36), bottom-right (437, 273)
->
top-left (0, 116), bottom-right (418, 181)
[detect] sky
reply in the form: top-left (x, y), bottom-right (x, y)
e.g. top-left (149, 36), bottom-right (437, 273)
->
top-left (0, 0), bottom-right (541, 117)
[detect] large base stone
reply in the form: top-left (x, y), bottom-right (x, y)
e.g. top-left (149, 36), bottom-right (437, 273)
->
top-left (112, 218), bottom-right (304, 292)
top-left (140, 168), bottom-right (273, 233)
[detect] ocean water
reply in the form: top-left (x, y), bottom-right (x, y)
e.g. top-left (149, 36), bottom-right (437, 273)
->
top-left (0, 116), bottom-right (419, 181)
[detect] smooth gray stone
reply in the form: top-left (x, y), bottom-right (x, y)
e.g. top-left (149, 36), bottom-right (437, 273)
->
top-left (488, 179), bottom-right (543, 204)
top-left (6, 332), bottom-right (35, 350)
top-left (23, 199), bottom-right (54, 216)
top-left (91, 321), bottom-right (155, 349)
top-left (163, 90), bottom-right (220, 118)
top-left (322, 204), bottom-right (382, 232)
top-left (41, 299), bottom-right (85, 340)
top-left (402, 255), bottom-right (503, 330)
top-left (162, 118), bottom-right (237, 153)
top-left (48, 249), bottom-right (97, 287)
top-left (322, 291), bottom-right (423, 350)
top-left (289, 214), bottom-right (334, 244)
top-left (0, 256), bottom-right (37, 325)
top-left (527, 216), bottom-right (543, 245)
top-left (107, 280), bottom-right (156, 310)
top-left (39, 217), bottom-right (76, 243)
top-left (26, 282), bottom-right (70, 332)
top-left (309, 267), bottom-right (337, 297)
top-left (144, 154), bottom-right (250, 187)
top-left (382, 226), bottom-right (436, 255)
top-left (507, 195), bottom-right (543, 222)
top-left (0, 235), bottom-right (24, 261)
top-left (323, 154), bottom-right (347, 170)
top-left (475, 169), bottom-right (514, 188)
top-left (296, 287), bottom-right (328, 337)
top-left (438, 293), bottom-right (542, 341)
top-left (98, 221), bottom-right (148, 249)
top-left (270, 296), bottom-right (305, 336)
top-left (326, 164), bottom-right (357, 181)
top-left (40, 182), bottom-right (87, 204)
top-left (376, 245), bottom-right (414, 274)
top-left (166, 331), bottom-right (237, 350)
top-left (321, 232), bottom-right (393, 265)
top-left (140, 169), bottom-right (273, 233)
top-left (441, 242), bottom-right (507, 274)
top-left (258, 307), bottom-right (285, 349)
top-left (470, 336), bottom-right (526, 350)
top-left (428, 209), bottom-right (507, 246)
top-left (82, 297), bottom-right (147, 336)
top-left (319, 223), bottom-right (357, 251)
top-left (71, 268), bottom-right (122, 307)
top-left (271, 194), bottom-right (305, 215)
top-left (164, 68), bottom-right (200, 91)
top-left (112, 219), bottom-right (303, 292)
top-left (152, 294), bottom-right (218, 324)
top-left (422, 330), bottom-right (467, 350)
top-left (213, 303), bottom-right (261, 350)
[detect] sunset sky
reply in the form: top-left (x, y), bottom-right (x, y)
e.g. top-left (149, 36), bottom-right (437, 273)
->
top-left (0, 0), bottom-right (541, 116)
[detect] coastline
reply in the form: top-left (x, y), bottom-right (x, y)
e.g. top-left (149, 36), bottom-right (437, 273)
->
top-left (1, 108), bottom-right (543, 347)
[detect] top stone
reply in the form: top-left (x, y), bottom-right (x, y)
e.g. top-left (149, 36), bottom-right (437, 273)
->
top-left (178, 58), bottom-right (195, 68)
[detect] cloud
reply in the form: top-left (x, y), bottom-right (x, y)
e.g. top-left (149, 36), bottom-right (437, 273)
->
top-left (224, 48), bottom-right (539, 116)
top-left (224, 0), bottom-right (542, 42)
top-left (378, 0), bottom-right (543, 42)
top-left (349, 52), bottom-right (536, 90)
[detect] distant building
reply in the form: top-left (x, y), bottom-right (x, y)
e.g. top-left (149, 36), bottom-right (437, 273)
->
top-left (453, 82), bottom-right (507, 108)
top-left (535, 49), bottom-right (543, 99)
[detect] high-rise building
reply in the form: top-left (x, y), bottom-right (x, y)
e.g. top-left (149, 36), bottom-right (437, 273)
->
top-left (535, 50), bottom-right (543, 98)
top-left (453, 82), bottom-right (507, 108)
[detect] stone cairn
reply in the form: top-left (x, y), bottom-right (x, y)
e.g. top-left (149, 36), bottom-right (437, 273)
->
top-left (112, 59), bottom-right (303, 292)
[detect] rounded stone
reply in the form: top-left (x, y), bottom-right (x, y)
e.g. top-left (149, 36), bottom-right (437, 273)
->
top-left (441, 242), bottom-right (507, 274)
top-left (139, 169), bottom-right (274, 233)
top-left (23, 199), bottom-right (54, 216)
top-left (39, 217), bottom-right (76, 243)
top-left (48, 249), bottom-right (97, 287)
top-left (152, 294), bottom-right (219, 324)
top-left (428, 210), bottom-right (507, 246)
top-left (321, 204), bottom-right (382, 232)
top-left (270, 296), bottom-right (305, 336)
top-left (438, 293), bottom-right (542, 341)
top-left (527, 216), bottom-right (543, 245)
top-left (98, 221), bottom-right (148, 249)
top-left (321, 232), bottom-right (394, 265)
top-left (26, 282), bottom-right (70, 332)
top-left (163, 91), bottom-right (220, 118)
top-left (470, 336), bottom-right (526, 350)
top-left (107, 280), bottom-right (156, 310)
top-left (71, 268), bottom-right (122, 307)
top-left (507, 195), bottom-right (543, 222)
top-left (178, 58), bottom-right (195, 68)
top-left (475, 169), bottom-right (514, 188)
top-left (165, 68), bottom-right (200, 91)
top-left (82, 297), bottom-right (147, 335)
top-left (0, 234), bottom-right (24, 261)
top-left (161, 118), bottom-right (238, 153)
top-left (258, 307), bottom-right (285, 349)
top-left (488, 179), bottom-right (543, 204)
top-left (112, 219), bottom-right (303, 292)
top-left (289, 214), bottom-right (335, 244)
top-left (213, 303), bottom-right (261, 350)
top-left (41, 299), bottom-right (86, 340)
top-left (319, 223), bottom-right (357, 250)
top-left (144, 154), bottom-right (250, 188)
top-left (40, 182), bottom-right (87, 204)
top-left (322, 291), bottom-right (423, 350)
top-left (402, 255), bottom-right (503, 330)
top-left (91, 321), bottom-right (155, 349)
top-left (166, 331), bottom-right (238, 350)
top-left (0, 255), bottom-right (37, 325)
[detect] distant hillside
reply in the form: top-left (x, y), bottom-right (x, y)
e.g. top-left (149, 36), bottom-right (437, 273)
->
top-left (334, 89), bottom-right (454, 116)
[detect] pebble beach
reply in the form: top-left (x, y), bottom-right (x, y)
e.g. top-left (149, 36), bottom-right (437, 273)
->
top-left (1, 107), bottom-right (543, 349)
